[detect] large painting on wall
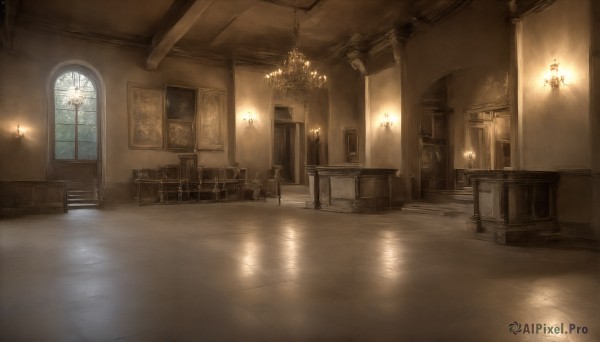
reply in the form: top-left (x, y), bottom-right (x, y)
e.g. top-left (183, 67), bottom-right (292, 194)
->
top-left (197, 89), bottom-right (226, 151)
top-left (128, 84), bottom-right (164, 149)
top-left (165, 86), bottom-right (196, 120)
top-left (167, 121), bottom-right (195, 150)
top-left (165, 85), bottom-right (196, 151)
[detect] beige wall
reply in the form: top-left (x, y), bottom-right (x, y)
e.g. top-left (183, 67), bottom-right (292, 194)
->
top-left (328, 62), bottom-right (363, 165)
top-left (367, 66), bottom-right (402, 170)
top-left (521, 0), bottom-right (591, 170)
top-left (234, 66), bottom-right (273, 180)
top-left (403, 0), bottom-right (510, 197)
top-left (519, 0), bottom-right (595, 233)
top-left (0, 28), bottom-right (232, 200)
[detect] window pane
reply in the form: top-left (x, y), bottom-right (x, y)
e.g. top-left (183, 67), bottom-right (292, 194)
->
top-left (80, 77), bottom-right (95, 92)
top-left (81, 98), bottom-right (97, 112)
top-left (56, 109), bottom-right (75, 124)
top-left (54, 69), bottom-right (99, 161)
top-left (55, 124), bottom-right (75, 141)
top-left (55, 94), bottom-right (71, 110)
top-left (78, 125), bottom-right (97, 142)
top-left (55, 142), bottom-right (75, 159)
top-left (78, 142), bottom-right (97, 160)
top-left (78, 111), bottom-right (96, 125)
top-left (55, 73), bottom-right (74, 91)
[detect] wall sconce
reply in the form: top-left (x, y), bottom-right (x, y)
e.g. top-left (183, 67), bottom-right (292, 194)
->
top-left (380, 112), bottom-right (395, 128)
top-left (309, 128), bottom-right (320, 140)
top-left (544, 59), bottom-right (567, 89)
top-left (15, 124), bottom-right (25, 140)
top-left (242, 112), bottom-right (256, 125)
top-left (464, 150), bottom-right (475, 169)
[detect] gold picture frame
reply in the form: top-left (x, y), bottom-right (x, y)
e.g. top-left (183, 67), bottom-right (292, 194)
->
top-left (128, 84), bottom-right (164, 150)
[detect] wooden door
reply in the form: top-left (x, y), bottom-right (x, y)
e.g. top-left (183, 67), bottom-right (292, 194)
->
top-left (420, 140), bottom-right (447, 192)
top-left (273, 123), bottom-right (294, 183)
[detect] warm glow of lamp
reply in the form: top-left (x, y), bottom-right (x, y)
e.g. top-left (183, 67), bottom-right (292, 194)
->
top-left (544, 59), bottom-right (568, 89)
top-left (464, 150), bottom-right (475, 169)
top-left (242, 111), bottom-right (256, 125)
top-left (16, 124), bottom-right (25, 140)
top-left (380, 112), bottom-right (395, 128)
top-left (309, 127), bottom-right (320, 139)
top-left (265, 10), bottom-right (327, 93)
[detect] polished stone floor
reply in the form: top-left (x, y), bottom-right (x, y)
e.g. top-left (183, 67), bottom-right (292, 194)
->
top-left (1, 199), bottom-right (599, 341)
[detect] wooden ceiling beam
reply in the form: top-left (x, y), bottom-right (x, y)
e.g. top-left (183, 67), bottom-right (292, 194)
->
top-left (261, 0), bottom-right (321, 12)
top-left (146, 0), bottom-right (215, 70)
top-left (208, 1), bottom-right (258, 47)
top-left (510, 0), bottom-right (557, 19)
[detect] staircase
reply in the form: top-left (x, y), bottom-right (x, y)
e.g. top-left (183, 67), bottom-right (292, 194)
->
top-left (67, 181), bottom-right (101, 209)
top-left (402, 186), bottom-right (474, 216)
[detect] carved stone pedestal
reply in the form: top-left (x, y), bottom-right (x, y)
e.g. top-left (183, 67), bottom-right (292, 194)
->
top-left (470, 171), bottom-right (560, 244)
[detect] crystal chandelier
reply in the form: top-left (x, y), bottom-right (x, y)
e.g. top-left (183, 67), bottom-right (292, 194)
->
top-left (265, 11), bottom-right (326, 93)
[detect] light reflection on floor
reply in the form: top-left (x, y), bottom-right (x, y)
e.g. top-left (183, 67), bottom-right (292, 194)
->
top-left (0, 202), bottom-right (598, 341)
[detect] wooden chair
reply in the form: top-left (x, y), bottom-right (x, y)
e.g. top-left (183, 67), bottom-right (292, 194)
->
top-left (178, 154), bottom-right (198, 201)
top-left (266, 166), bottom-right (282, 205)
top-left (158, 165), bottom-right (181, 204)
top-left (221, 166), bottom-right (243, 201)
top-left (240, 170), bottom-right (261, 200)
top-left (197, 167), bottom-right (223, 201)
top-left (133, 168), bottom-right (159, 205)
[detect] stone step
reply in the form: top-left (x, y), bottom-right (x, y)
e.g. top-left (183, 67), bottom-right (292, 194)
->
top-left (68, 202), bottom-right (101, 209)
top-left (422, 189), bottom-right (474, 204)
top-left (403, 202), bottom-right (472, 216)
top-left (68, 198), bottom-right (99, 204)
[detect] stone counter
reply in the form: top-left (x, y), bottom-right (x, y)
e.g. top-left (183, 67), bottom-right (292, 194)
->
top-left (306, 166), bottom-right (396, 213)
top-left (470, 170), bottom-right (560, 244)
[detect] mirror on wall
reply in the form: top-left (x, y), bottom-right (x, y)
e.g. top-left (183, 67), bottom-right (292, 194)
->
top-left (343, 128), bottom-right (359, 163)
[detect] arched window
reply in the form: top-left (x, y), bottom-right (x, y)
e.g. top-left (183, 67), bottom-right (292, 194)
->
top-left (53, 70), bottom-right (98, 160)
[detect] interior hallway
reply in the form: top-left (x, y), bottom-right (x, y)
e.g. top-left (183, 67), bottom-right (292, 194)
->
top-left (1, 197), bottom-right (598, 341)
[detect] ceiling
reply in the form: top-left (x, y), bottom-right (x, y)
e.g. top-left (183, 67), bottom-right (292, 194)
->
top-left (13, 0), bottom-right (476, 67)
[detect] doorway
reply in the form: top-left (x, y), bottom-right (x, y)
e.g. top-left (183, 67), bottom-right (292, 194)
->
top-left (419, 108), bottom-right (449, 192)
top-left (419, 75), bottom-right (452, 195)
top-left (464, 109), bottom-right (510, 170)
top-left (273, 120), bottom-right (305, 184)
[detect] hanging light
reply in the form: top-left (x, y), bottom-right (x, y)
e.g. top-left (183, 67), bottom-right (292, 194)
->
top-left (67, 86), bottom-right (85, 109)
top-left (265, 10), bottom-right (327, 93)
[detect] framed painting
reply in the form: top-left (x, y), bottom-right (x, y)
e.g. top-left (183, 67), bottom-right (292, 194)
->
top-left (165, 85), bottom-right (196, 120)
top-left (166, 121), bottom-right (195, 151)
top-left (128, 84), bottom-right (163, 149)
top-left (197, 89), bottom-right (226, 151)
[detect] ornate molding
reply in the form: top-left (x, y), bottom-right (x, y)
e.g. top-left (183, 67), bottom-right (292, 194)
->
top-left (19, 14), bottom-right (149, 49)
top-left (508, 0), bottom-right (558, 20)
top-left (18, 14), bottom-right (285, 68)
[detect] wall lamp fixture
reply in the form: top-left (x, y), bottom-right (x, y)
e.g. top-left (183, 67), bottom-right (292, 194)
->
top-left (464, 150), bottom-right (475, 169)
top-left (16, 124), bottom-right (24, 140)
top-left (243, 112), bottom-right (256, 125)
top-left (309, 127), bottom-right (320, 138)
top-left (544, 59), bottom-right (568, 89)
top-left (380, 112), bottom-right (395, 128)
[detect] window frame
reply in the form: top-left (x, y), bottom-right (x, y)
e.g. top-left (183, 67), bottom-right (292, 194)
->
top-left (50, 66), bottom-right (100, 162)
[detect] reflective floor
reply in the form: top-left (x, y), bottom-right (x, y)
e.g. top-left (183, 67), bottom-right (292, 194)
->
top-left (1, 200), bottom-right (599, 341)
